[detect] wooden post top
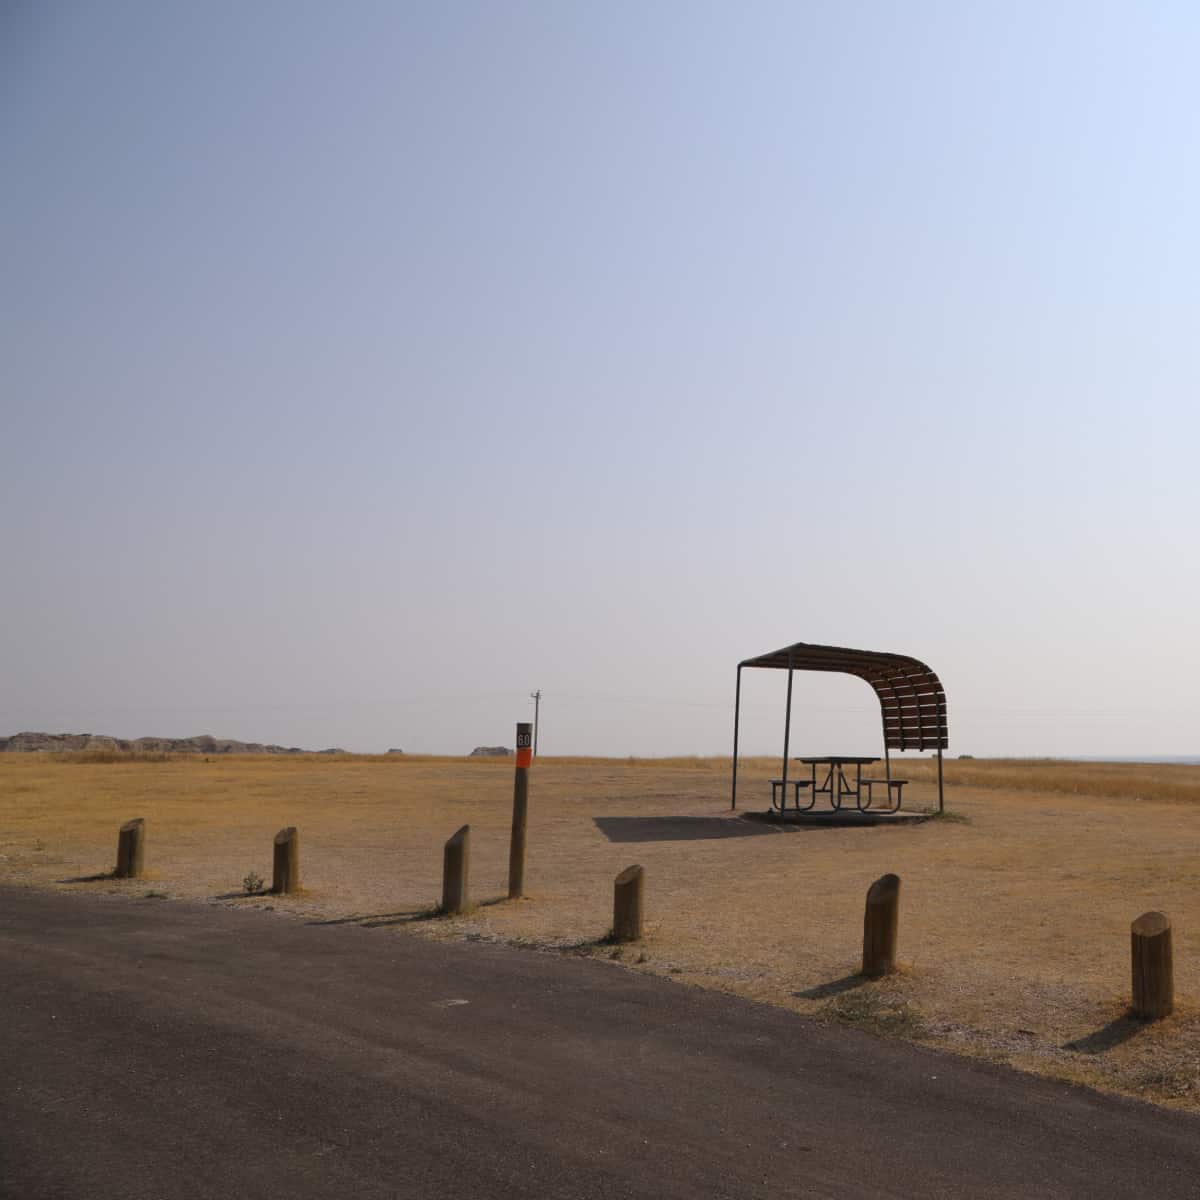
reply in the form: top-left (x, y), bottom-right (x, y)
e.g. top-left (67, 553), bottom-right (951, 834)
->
top-left (866, 873), bottom-right (900, 902)
top-left (615, 864), bottom-right (643, 886)
top-left (274, 826), bottom-right (297, 844)
top-left (1132, 911), bottom-right (1170, 937)
top-left (121, 817), bottom-right (145, 832)
top-left (447, 824), bottom-right (470, 846)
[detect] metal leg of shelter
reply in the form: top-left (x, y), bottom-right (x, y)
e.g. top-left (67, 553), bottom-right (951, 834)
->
top-left (780, 658), bottom-right (794, 800)
top-left (937, 746), bottom-right (944, 814)
top-left (731, 666), bottom-right (742, 810)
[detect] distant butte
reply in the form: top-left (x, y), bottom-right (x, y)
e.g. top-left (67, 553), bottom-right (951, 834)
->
top-left (0, 732), bottom-right (313, 755)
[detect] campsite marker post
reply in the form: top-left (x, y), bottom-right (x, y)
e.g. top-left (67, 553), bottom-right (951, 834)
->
top-left (508, 722), bottom-right (532, 899)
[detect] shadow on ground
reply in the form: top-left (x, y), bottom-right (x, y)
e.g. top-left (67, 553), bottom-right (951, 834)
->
top-left (306, 909), bottom-right (439, 928)
top-left (592, 816), bottom-right (784, 843)
top-left (793, 974), bottom-right (867, 1000)
top-left (1064, 1014), bottom-right (1146, 1055)
top-left (307, 896), bottom-right (510, 928)
top-left (59, 872), bottom-right (116, 884)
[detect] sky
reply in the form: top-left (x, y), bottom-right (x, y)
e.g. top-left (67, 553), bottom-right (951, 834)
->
top-left (2, 1), bottom-right (1198, 758)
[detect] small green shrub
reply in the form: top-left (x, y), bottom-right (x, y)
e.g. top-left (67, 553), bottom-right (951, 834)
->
top-left (822, 988), bottom-right (926, 1038)
top-left (924, 809), bottom-right (970, 824)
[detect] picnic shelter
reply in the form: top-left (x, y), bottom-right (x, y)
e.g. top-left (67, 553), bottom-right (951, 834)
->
top-left (730, 641), bottom-right (949, 814)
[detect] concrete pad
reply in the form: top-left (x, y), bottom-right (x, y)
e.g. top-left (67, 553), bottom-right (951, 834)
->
top-left (740, 808), bottom-right (931, 828)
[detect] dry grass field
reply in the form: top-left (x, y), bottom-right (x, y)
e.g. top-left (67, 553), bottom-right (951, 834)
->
top-left (3, 752), bottom-right (1200, 1112)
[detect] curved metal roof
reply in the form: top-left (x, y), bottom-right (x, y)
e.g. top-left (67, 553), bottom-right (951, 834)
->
top-left (739, 641), bottom-right (948, 752)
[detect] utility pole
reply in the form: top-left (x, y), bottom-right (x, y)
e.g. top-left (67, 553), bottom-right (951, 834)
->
top-left (529, 689), bottom-right (542, 756)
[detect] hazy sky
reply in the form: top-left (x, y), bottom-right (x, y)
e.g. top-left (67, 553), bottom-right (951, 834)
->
top-left (3, 2), bottom-right (1197, 757)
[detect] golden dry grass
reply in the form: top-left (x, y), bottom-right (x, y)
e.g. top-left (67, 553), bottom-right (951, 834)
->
top-left (3, 753), bottom-right (1200, 1111)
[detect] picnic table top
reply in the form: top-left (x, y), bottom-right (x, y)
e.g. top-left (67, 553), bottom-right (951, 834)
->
top-left (797, 756), bottom-right (880, 765)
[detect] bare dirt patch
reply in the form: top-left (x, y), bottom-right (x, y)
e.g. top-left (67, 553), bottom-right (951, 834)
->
top-left (3, 753), bottom-right (1200, 1111)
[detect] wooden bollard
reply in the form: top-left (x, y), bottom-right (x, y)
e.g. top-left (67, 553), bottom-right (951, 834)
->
top-left (442, 824), bottom-right (470, 915)
top-left (272, 826), bottom-right (300, 894)
top-left (508, 721), bottom-right (532, 899)
top-left (115, 818), bottom-right (145, 879)
top-left (1131, 910), bottom-right (1174, 1020)
top-left (612, 864), bottom-right (644, 943)
top-left (862, 873), bottom-right (900, 977)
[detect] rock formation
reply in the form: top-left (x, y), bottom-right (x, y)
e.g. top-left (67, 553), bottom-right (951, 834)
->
top-left (0, 732), bottom-right (312, 754)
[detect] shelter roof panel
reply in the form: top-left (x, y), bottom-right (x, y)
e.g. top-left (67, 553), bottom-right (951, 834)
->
top-left (739, 641), bottom-right (948, 750)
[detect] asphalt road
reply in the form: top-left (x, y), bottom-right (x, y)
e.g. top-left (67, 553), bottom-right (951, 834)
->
top-left (1, 889), bottom-right (1196, 1199)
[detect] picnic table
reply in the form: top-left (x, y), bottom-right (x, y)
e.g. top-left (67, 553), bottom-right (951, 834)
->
top-left (801, 756), bottom-right (877, 811)
top-left (770, 756), bottom-right (908, 814)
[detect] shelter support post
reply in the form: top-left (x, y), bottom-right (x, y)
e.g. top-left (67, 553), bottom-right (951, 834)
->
top-left (780, 654), bottom-right (794, 797)
top-left (731, 665), bottom-right (742, 810)
top-left (937, 747), bottom-right (944, 814)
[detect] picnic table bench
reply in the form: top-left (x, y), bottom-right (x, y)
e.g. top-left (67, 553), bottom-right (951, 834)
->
top-left (769, 777), bottom-right (814, 812)
top-left (859, 776), bottom-right (907, 813)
